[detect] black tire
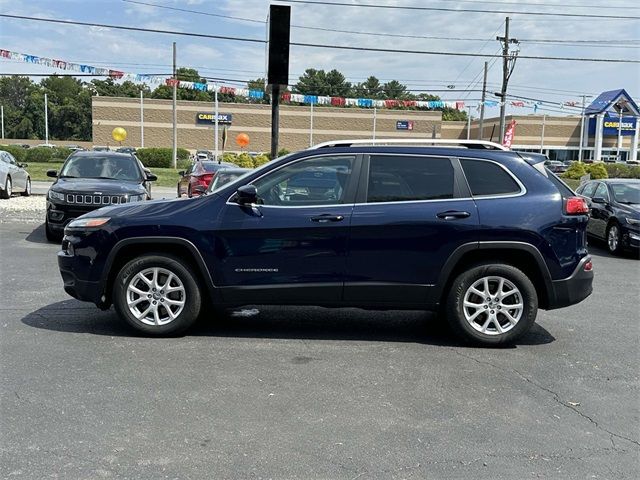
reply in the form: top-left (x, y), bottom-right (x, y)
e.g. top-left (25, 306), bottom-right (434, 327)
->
top-left (44, 218), bottom-right (62, 242)
top-left (21, 177), bottom-right (31, 196)
top-left (446, 263), bottom-right (538, 347)
top-left (113, 254), bottom-right (202, 336)
top-left (187, 184), bottom-right (192, 198)
top-left (606, 222), bottom-right (622, 255)
top-left (0, 176), bottom-right (11, 199)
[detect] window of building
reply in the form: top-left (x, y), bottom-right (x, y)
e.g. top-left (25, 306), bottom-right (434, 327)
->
top-left (366, 155), bottom-right (455, 203)
top-left (460, 159), bottom-right (521, 196)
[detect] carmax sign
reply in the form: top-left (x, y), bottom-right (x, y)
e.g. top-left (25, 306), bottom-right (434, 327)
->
top-left (196, 113), bottom-right (232, 125)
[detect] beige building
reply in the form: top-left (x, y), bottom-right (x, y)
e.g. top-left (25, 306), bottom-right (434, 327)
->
top-left (92, 96), bottom-right (639, 161)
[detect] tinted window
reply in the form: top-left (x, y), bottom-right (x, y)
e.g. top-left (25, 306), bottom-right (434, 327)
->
top-left (60, 155), bottom-right (142, 181)
top-left (594, 183), bottom-right (609, 201)
top-left (611, 183), bottom-right (640, 204)
top-left (461, 159), bottom-right (521, 196)
top-left (579, 182), bottom-right (597, 198)
top-left (253, 155), bottom-right (355, 206)
top-left (367, 155), bottom-right (454, 203)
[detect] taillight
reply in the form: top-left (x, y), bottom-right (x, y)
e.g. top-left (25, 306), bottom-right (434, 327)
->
top-left (196, 173), bottom-right (214, 187)
top-left (583, 260), bottom-right (593, 272)
top-left (565, 196), bottom-right (589, 215)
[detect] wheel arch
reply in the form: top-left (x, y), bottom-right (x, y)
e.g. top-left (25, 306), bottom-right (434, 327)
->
top-left (432, 242), bottom-right (553, 310)
top-left (100, 237), bottom-right (216, 307)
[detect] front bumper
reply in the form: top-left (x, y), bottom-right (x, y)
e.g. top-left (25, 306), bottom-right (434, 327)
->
top-left (622, 227), bottom-right (640, 250)
top-left (546, 255), bottom-right (593, 310)
top-left (57, 249), bottom-right (106, 307)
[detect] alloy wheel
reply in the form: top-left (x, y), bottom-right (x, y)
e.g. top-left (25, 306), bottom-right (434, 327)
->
top-left (462, 276), bottom-right (524, 335)
top-left (608, 225), bottom-right (619, 252)
top-left (126, 267), bottom-right (186, 326)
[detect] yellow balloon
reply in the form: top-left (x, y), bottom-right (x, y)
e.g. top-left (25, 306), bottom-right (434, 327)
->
top-left (112, 127), bottom-right (127, 142)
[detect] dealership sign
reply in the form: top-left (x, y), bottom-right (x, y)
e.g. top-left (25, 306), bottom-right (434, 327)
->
top-left (196, 113), bottom-right (233, 125)
top-left (396, 120), bottom-right (414, 130)
top-left (588, 115), bottom-right (636, 136)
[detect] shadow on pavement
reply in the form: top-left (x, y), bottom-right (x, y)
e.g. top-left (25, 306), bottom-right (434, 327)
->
top-left (21, 300), bottom-right (555, 348)
top-left (24, 223), bottom-right (56, 245)
top-left (588, 241), bottom-right (640, 260)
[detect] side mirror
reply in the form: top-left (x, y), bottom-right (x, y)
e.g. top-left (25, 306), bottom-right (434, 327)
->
top-left (178, 170), bottom-right (185, 176)
top-left (46, 169), bottom-right (58, 178)
top-left (146, 173), bottom-right (158, 182)
top-left (592, 196), bottom-right (606, 204)
top-left (236, 184), bottom-right (258, 205)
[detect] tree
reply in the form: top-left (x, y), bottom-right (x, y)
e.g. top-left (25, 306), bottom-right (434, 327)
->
top-left (382, 80), bottom-right (410, 99)
top-left (151, 67), bottom-right (211, 102)
top-left (246, 78), bottom-right (269, 103)
top-left (353, 76), bottom-right (382, 99)
top-left (442, 108), bottom-right (468, 121)
top-left (293, 68), bottom-right (351, 96)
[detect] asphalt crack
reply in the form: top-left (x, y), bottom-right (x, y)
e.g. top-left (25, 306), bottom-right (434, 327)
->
top-left (451, 348), bottom-right (640, 450)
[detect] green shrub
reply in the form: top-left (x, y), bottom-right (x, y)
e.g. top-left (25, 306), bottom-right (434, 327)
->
top-left (221, 152), bottom-right (239, 164)
top-left (25, 147), bottom-right (54, 163)
top-left (277, 148), bottom-right (290, 157)
top-left (0, 145), bottom-right (27, 162)
top-left (177, 159), bottom-right (191, 170)
top-left (563, 162), bottom-right (587, 179)
top-left (630, 166), bottom-right (640, 179)
top-left (136, 148), bottom-right (191, 168)
top-left (253, 154), bottom-right (270, 168)
top-left (234, 152), bottom-right (254, 169)
top-left (51, 147), bottom-right (73, 160)
top-left (586, 163), bottom-right (608, 180)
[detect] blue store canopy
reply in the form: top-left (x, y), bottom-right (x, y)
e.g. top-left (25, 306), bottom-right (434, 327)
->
top-left (585, 89), bottom-right (640, 117)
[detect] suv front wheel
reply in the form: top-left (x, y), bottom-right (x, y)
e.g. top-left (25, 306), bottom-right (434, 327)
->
top-left (446, 263), bottom-right (538, 346)
top-left (113, 254), bottom-right (202, 335)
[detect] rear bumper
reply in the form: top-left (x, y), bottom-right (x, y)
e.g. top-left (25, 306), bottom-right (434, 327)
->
top-left (546, 255), bottom-right (593, 310)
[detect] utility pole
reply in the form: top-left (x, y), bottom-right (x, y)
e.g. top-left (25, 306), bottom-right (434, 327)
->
top-left (578, 94), bottom-right (590, 162)
top-left (478, 61), bottom-right (488, 140)
top-left (172, 41), bottom-right (177, 169)
top-left (140, 90), bottom-right (144, 148)
top-left (214, 84), bottom-right (219, 162)
top-left (466, 106), bottom-right (473, 140)
top-left (497, 17), bottom-right (518, 143)
top-left (44, 93), bottom-right (49, 145)
top-left (1, 105), bottom-right (4, 140)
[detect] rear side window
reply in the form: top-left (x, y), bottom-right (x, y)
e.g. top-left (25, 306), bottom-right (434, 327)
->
top-left (578, 182), bottom-right (597, 198)
top-left (367, 155), bottom-right (454, 203)
top-left (461, 159), bottom-right (521, 196)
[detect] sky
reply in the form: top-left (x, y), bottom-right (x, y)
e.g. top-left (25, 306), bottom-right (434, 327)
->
top-left (0, 0), bottom-right (638, 118)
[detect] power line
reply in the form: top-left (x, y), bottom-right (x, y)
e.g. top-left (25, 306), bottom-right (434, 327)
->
top-left (121, 0), bottom-right (640, 48)
top-left (2, 14), bottom-right (638, 63)
top-left (437, 0), bottom-right (638, 9)
top-left (279, 0), bottom-right (640, 20)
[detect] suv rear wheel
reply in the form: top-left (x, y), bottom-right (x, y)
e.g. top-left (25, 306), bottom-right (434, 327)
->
top-left (446, 263), bottom-right (538, 346)
top-left (113, 254), bottom-right (202, 335)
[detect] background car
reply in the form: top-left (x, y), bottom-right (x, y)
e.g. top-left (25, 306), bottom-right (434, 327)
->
top-left (66, 145), bottom-right (85, 152)
top-left (45, 151), bottom-right (157, 241)
top-left (195, 150), bottom-right (211, 161)
top-left (576, 179), bottom-right (640, 254)
top-left (116, 147), bottom-right (136, 154)
top-left (0, 151), bottom-right (31, 199)
top-left (206, 167), bottom-right (251, 193)
top-left (177, 160), bottom-right (237, 197)
top-left (36, 143), bottom-right (56, 148)
top-left (93, 146), bottom-right (110, 152)
top-left (544, 160), bottom-right (568, 174)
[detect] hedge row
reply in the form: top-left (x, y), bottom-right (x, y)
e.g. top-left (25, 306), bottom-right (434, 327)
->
top-left (562, 162), bottom-right (640, 180)
top-left (221, 152), bottom-right (271, 169)
top-left (0, 146), bottom-right (73, 163)
top-left (135, 147), bottom-right (190, 168)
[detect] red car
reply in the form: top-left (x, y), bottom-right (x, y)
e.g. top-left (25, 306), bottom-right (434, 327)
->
top-left (177, 161), bottom-right (237, 197)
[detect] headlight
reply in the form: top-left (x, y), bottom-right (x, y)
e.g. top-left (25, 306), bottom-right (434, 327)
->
top-left (625, 217), bottom-right (640, 226)
top-left (67, 217), bottom-right (110, 229)
top-left (48, 190), bottom-right (65, 201)
top-left (127, 193), bottom-right (145, 202)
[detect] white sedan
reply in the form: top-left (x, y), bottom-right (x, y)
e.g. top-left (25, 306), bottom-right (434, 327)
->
top-left (0, 151), bottom-right (31, 199)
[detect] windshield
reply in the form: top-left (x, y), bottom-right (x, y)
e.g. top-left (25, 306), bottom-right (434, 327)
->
top-left (611, 183), bottom-right (640, 204)
top-left (60, 155), bottom-right (142, 181)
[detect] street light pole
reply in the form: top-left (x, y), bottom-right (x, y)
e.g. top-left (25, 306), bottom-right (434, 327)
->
top-left (44, 93), bottom-right (49, 145)
top-left (578, 94), bottom-right (589, 162)
top-left (1, 105), bottom-right (4, 140)
top-left (172, 41), bottom-right (177, 169)
top-left (214, 84), bottom-right (219, 162)
top-left (140, 90), bottom-right (144, 148)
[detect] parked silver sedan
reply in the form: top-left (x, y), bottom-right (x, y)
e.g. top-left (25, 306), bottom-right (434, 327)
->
top-left (0, 151), bottom-right (31, 199)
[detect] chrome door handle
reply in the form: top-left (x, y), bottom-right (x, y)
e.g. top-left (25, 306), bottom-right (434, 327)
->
top-left (436, 211), bottom-right (471, 220)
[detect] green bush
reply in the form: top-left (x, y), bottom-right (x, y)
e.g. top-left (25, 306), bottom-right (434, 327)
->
top-left (136, 147), bottom-right (191, 168)
top-left (0, 145), bottom-right (27, 162)
top-left (277, 148), bottom-right (290, 157)
top-left (586, 163), bottom-right (608, 180)
top-left (253, 154), bottom-right (270, 168)
top-left (25, 147), bottom-right (54, 163)
top-left (221, 152), bottom-right (239, 164)
top-left (51, 147), bottom-right (73, 160)
top-left (631, 166), bottom-right (640, 179)
top-left (177, 148), bottom-right (190, 161)
top-left (563, 162), bottom-right (587, 179)
top-left (234, 152), bottom-right (254, 169)
top-left (604, 163), bottom-right (640, 179)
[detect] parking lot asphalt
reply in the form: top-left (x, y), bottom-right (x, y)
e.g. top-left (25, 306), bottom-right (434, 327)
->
top-left (1, 215), bottom-right (638, 479)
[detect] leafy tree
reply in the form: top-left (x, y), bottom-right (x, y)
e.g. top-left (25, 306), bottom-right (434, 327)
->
top-left (353, 76), bottom-right (382, 99)
top-left (247, 77), bottom-right (269, 103)
top-left (293, 68), bottom-right (351, 96)
top-left (382, 80), bottom-right (410, 99)
top-left (442, 108), bottom-right (468, 121)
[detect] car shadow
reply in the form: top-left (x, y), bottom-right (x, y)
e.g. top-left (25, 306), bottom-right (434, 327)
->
top-left (21, 300), bottom-right (555, 348)
top-left (24, 223), bottom-right (57, 245)
top-left (588, 240), bottom-right (640, 260)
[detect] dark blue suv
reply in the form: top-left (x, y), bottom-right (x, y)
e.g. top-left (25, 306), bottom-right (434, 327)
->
top-left (57, 140), bottom-right (594, 346)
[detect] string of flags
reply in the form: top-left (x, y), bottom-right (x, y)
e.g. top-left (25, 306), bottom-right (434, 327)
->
top-left (1, 48), bottom-right (584, 113)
